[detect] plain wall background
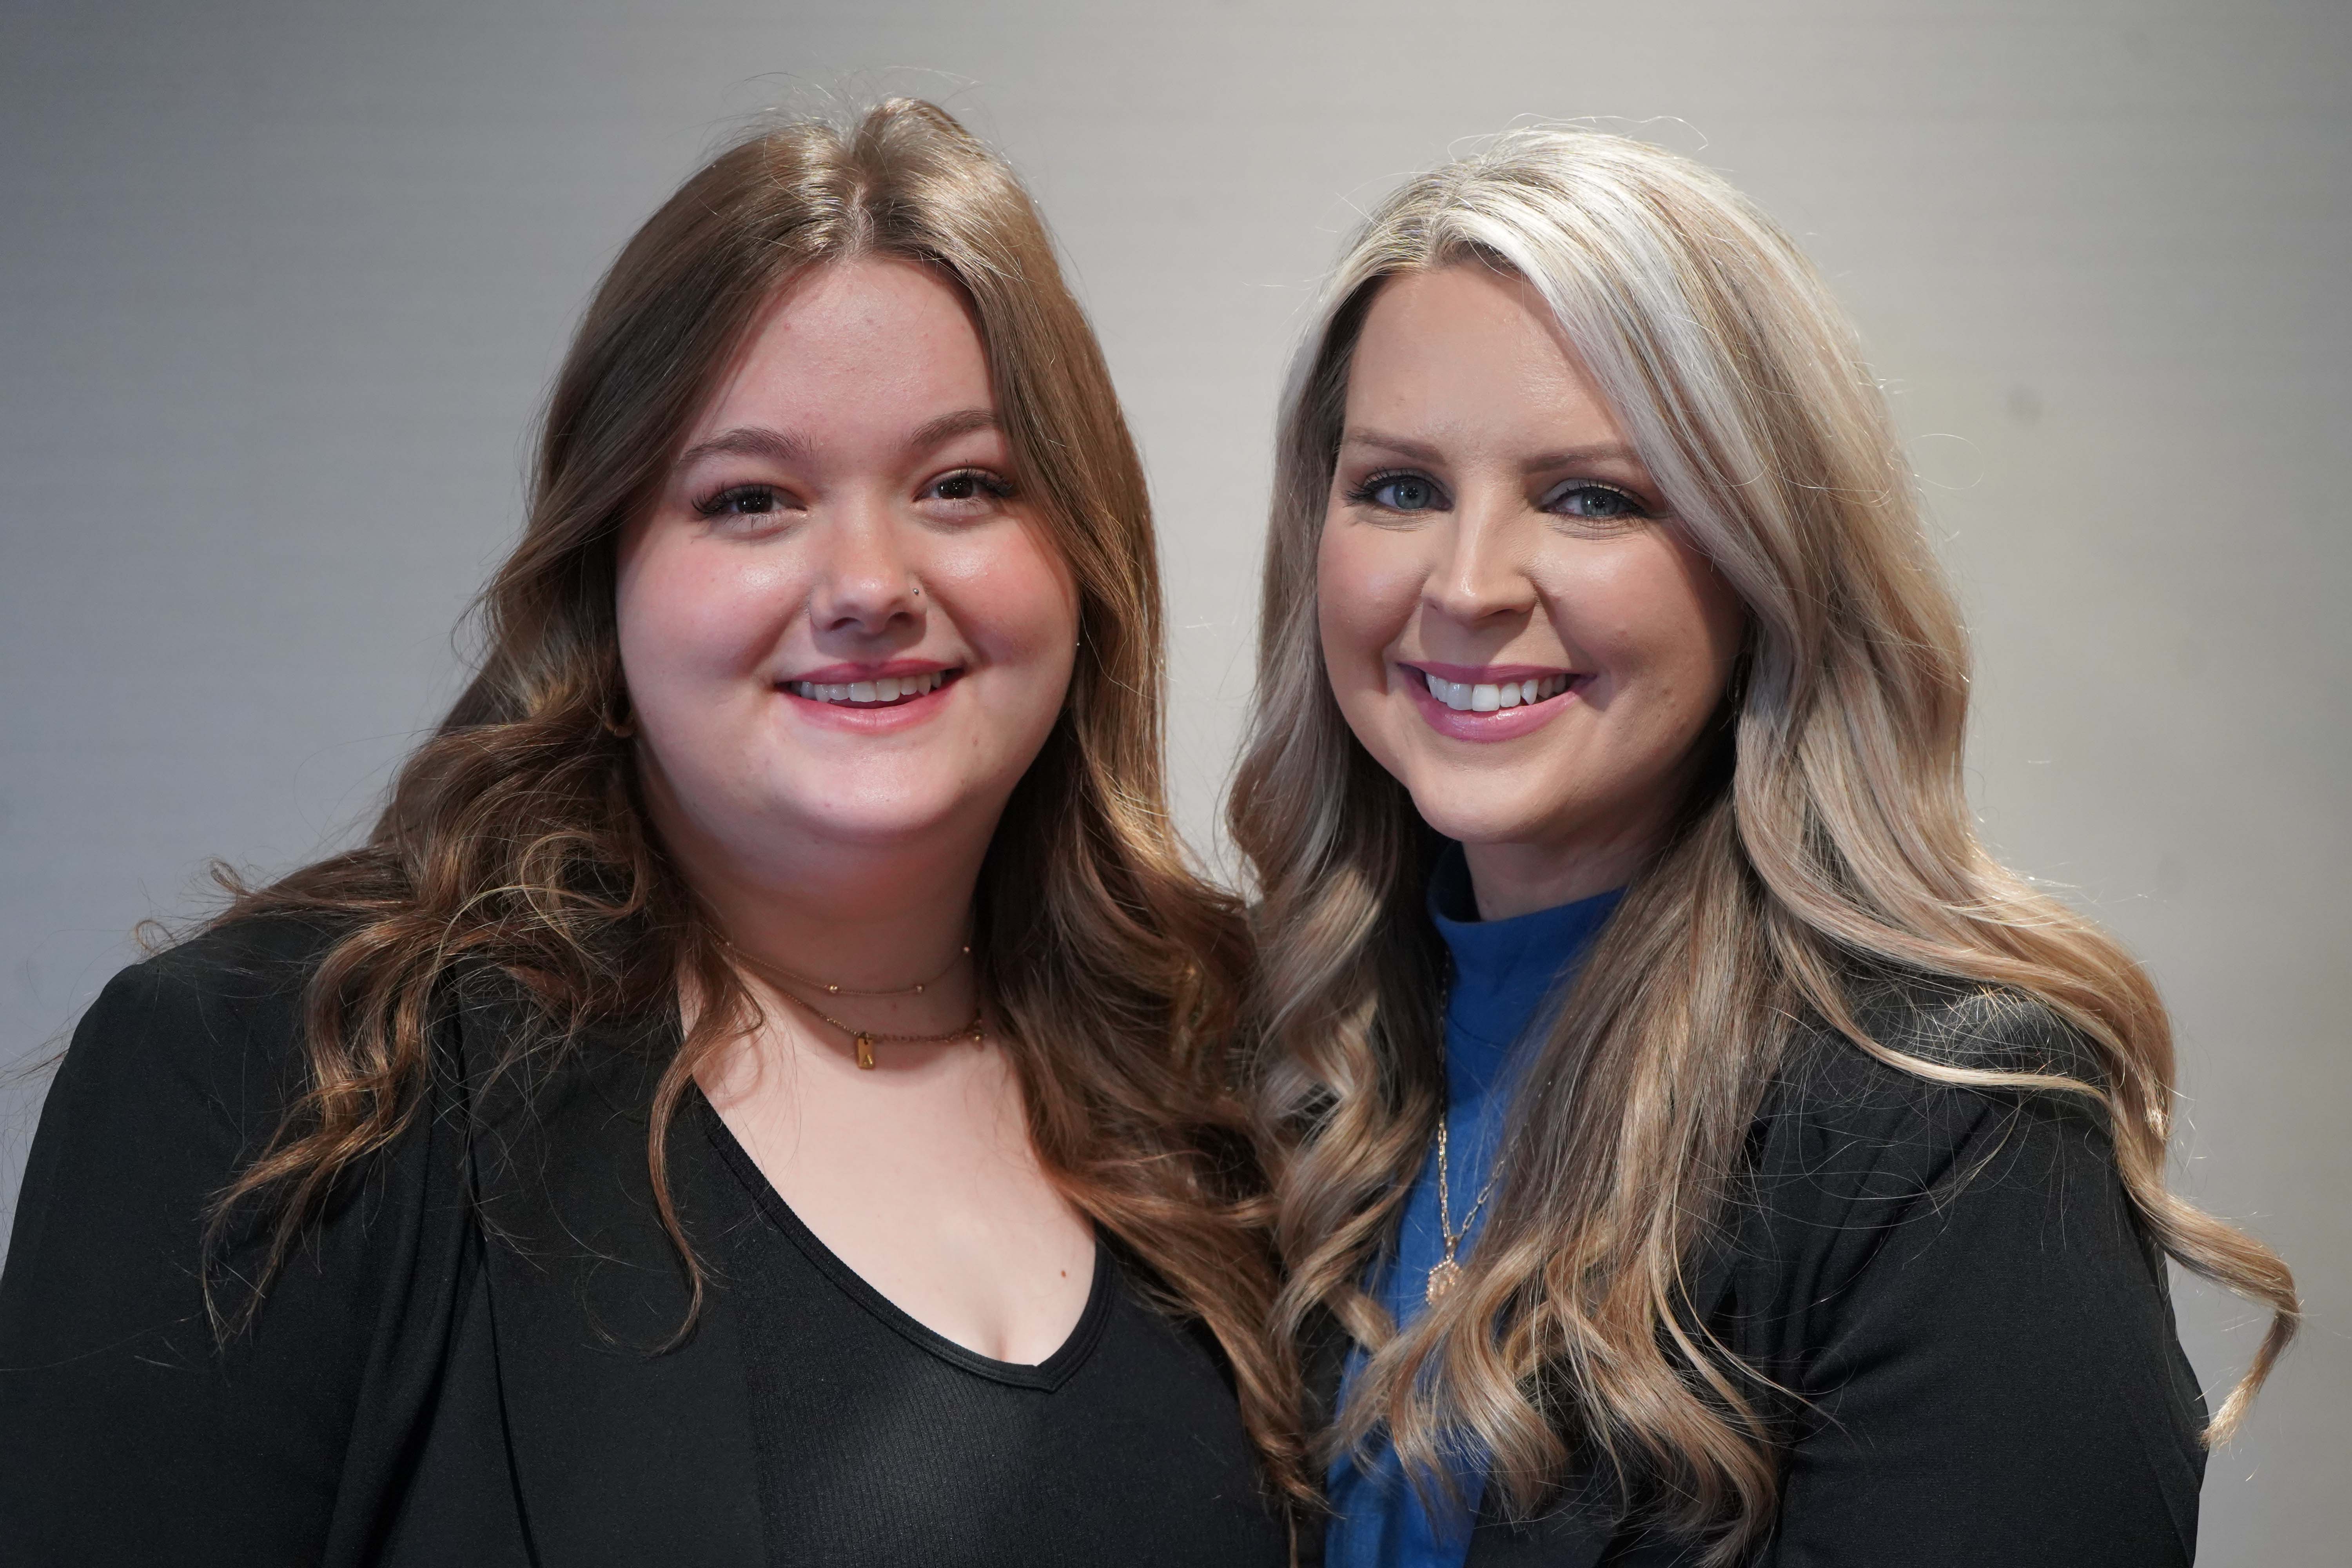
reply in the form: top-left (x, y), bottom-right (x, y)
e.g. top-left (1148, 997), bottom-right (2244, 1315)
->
top-left (4, 0), bottom-right (2344, 1558)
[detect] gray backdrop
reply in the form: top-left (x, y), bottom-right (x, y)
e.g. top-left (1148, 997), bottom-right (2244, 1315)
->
top-left (4, 1), bottom-right (2344, 1559)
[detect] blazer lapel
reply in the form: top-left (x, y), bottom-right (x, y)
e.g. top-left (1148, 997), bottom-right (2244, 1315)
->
top-left (462, 1000), bottom-right (766, 1566)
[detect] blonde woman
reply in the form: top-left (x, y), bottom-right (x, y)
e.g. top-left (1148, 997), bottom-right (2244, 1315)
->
top-left (1232, 128), bottom-right (2296, 1566)
top-left (0, 102), bottom-right (1297, 1564)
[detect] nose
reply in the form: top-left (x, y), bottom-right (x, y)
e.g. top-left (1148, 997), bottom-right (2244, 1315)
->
top-left (1424, 494), bottom-right (1537, 628)
top-left (806, 492), bottom-right (921, 637)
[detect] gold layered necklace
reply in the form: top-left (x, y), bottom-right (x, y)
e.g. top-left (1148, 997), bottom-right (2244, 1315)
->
top-left (1426, 1114), bottom-right (1499, 1304)
top-left (725, 939), bottom-right (984, 1071)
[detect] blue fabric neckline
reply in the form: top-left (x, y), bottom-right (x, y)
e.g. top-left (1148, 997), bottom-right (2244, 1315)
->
top-left (1427, 846), bottom-right (1622, 1109)
top-left (1324, 846), bottom-right (1623, 1568)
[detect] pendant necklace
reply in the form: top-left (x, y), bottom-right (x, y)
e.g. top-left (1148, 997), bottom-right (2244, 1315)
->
top-left (725, 938), bottom-right (982, 1070)
top-left (1428, 1113), bottom-right (1498, 1304)
top-left (771, 989), bottom-right (985, 1070)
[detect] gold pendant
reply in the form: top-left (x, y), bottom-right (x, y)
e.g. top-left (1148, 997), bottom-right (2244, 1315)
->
top-left (854, 1033), bottom-right (875, 1071)
top-left (1425, 1258), bottom-right (1461, 1303)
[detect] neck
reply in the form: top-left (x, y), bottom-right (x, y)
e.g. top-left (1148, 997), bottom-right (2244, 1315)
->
top-left (1461, 796), bottom-right (1680, 920)
top-left (701, 844), bottom-right (984, 993)
top-left (644, 780), bottom-right (992, 998)
top-left (1461, 838), bottom-right (1642, 922)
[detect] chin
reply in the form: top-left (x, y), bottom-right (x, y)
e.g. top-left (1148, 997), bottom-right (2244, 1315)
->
top-left (1400, 784), bottom-right (1564, 851)
top-left (786, 787), bottom-right (978, 846)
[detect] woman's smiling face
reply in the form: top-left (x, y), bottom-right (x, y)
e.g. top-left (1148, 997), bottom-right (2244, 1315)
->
top-left (616, 256), bottom-right (1080, 880)
top-left (1316, 264), bottom-right (1747, 914)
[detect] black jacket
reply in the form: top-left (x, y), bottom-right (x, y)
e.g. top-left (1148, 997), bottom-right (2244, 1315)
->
top-left (0, 920), bottom-right (2208, 1566)
top-left (1302, 985), bottom-right (2208, 1567)
top-left (0, 917), bottom-right (775, 1565)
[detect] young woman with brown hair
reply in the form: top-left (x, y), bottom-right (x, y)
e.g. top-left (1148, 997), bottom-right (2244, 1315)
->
top-left (0, 100), bottom-right (1298, 1565)
top-left (1231, 127), bottom-right (2297, 1566)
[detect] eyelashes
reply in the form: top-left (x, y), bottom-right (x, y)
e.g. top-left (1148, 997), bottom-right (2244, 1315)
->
top-left (1543, 479), bottom-right (1653, 523)
top-left (694, 483), bottom-right (788, 519)
top-left (924, 468), bottom-right (1018, 504)
top-left (689, 468), bottom-right (1018, 521)
top-left (1343, 466), bottom-right (1657, 523)
top-left (1346, 470), bottom-right (1447, 513)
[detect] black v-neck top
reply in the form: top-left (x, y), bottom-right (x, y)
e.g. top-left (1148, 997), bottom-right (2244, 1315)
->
top-left (0, 916), bottom-right (1289, 1566)
top-left (688, 1089), bottom-right (1286, 1568)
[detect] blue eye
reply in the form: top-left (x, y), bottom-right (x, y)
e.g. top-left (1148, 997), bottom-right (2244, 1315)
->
top-left (1545, 481), bottom-right (1648, 521)
top-left (1350, 470), bottom-right (1445, 513)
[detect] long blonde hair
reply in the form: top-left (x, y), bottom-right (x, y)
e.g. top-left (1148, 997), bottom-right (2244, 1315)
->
top-left (199, 98), bottom-right (1305, 1497)
top-left (1230, 125), bottom-right (2294, 1557)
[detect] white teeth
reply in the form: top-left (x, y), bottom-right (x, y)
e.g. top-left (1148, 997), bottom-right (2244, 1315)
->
top-left (789, 671), bottom-right (947, 706)
top-left (1425, 671), bottom-right (1476, 711)
top-left (1420, 670), bottom-right (1574, 713)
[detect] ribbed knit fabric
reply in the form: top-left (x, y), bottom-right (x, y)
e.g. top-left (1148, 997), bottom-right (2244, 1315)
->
top-left (692, 1090), bottom-right (1285, 1567)
top-left (1325, 847), bottom-right (1623, 1568)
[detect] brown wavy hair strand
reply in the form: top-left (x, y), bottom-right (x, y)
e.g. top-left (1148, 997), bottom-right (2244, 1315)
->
top-left (198, 98), bottom-right (1305, 1500)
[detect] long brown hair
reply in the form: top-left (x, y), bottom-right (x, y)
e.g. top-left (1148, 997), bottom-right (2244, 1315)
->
top-left (197, 98), bottom-right (1305, 1497)
top-left (1230, 125), bottom-right (2296, 1558)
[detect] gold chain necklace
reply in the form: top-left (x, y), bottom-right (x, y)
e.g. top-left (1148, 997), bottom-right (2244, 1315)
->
top-left (1427, 1114), bottom-right (1499, 1304)
top-left (722, 936), bottom-right (971, 997)
top-left (725, 941), bottom-right (983, 1071)
top-left (768, 985), bottom-right (984, 1070)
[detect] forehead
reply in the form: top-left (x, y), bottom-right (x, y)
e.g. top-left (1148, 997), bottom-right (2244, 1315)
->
top-left (1344, 265), bottom-right (1626, 451)
top-left (688, 256), bottom-right (998, 438)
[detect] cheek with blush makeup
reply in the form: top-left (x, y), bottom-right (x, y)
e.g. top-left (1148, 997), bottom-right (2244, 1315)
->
top-left (1314, 265), bottom-right (1746, 912)
top-left (612, 257), bottom-right (1081, 887)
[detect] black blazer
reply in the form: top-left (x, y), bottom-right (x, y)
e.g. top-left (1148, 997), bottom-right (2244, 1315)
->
top-left (0, 917), bottom-right (782, 1566)
top-left (1301, 984), bottom-right (2208, 1568)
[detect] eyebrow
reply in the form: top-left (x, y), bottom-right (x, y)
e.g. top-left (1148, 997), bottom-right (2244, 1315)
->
top-left (908, 407), bottom-right (1002, 450)
top-left (674, 426), bottom-right (813, 469)
top-left (673, 408), bottom-right (1003, 473)
top-left (1339, 426), bottom-right (1646, 474)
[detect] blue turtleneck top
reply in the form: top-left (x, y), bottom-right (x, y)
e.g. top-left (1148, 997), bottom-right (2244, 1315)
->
top-left (1325, 848), bottom-right (1623, 1568)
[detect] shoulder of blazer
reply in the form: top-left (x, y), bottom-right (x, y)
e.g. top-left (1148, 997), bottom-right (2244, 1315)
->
top-left (127, 912), bottom-right (354, 1096)
top-left (1793, 973), bottom-right (2109, 1094)
top-left (18, 915), bottom-right (491, 1567)
top-left (1467, 981), bottom-right (2116, 1568)
top-left (1682, 975), bottom-right (2121, 1367)
top-left (67, 917), bottom-right (768, 1565)
top-left (1734, 976), bottom-right (2116, 1225)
